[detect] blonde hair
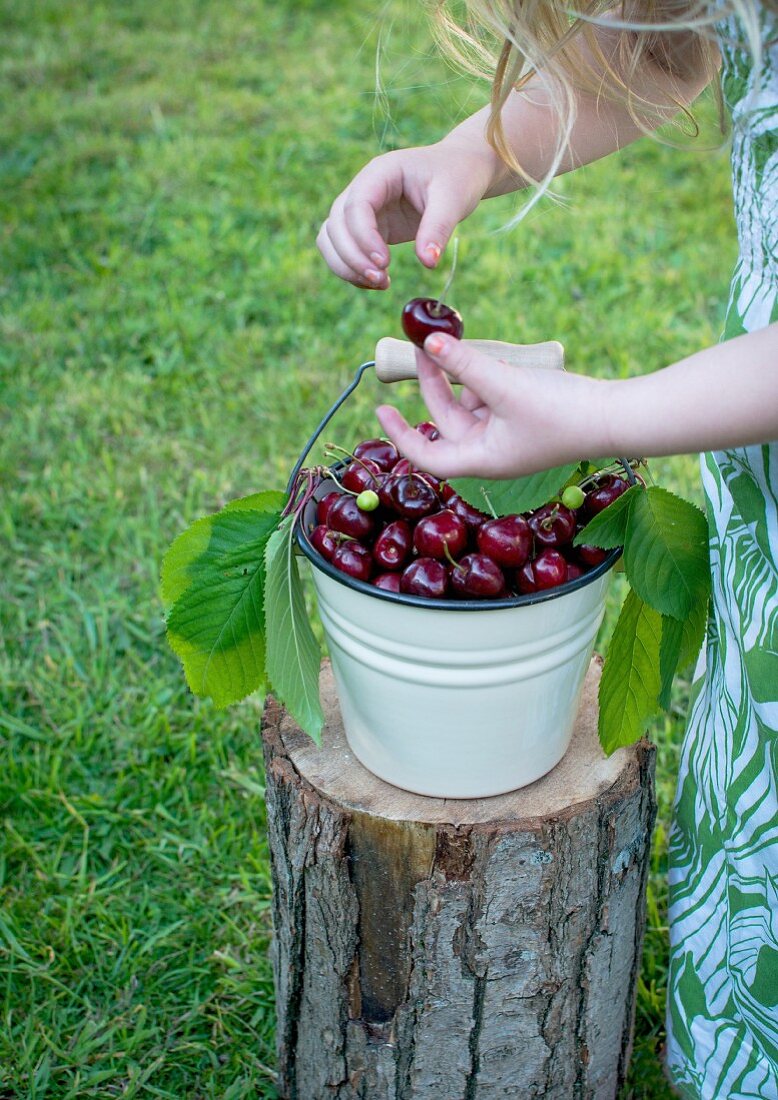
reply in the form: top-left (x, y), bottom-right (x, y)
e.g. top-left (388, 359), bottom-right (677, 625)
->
top-left (429, 0), bottom-right (770, 214)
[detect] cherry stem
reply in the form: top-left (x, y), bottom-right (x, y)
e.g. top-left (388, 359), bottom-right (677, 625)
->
top-left (480, 488), bottom-right (498, 519)
top-left (323, 441), bottom-right (356, 462)
top-left (437, 235), bottom-right (459, 310)
top-left (442, 541), bottom-right (461, 570)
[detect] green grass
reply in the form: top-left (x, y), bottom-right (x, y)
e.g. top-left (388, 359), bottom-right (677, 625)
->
top-left (0, 0), bottom-right (737, 1095)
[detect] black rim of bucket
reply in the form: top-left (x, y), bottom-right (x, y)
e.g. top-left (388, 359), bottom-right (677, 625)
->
top-left (290, 358), bottom-right (633, 612)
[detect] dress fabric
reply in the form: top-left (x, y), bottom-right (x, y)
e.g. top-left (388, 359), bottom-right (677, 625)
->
top-left (666, 5), bottom-right (778, 1098)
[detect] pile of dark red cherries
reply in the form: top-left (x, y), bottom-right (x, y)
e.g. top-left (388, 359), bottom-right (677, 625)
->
top-left (307, 427), bottom-right (630, 601)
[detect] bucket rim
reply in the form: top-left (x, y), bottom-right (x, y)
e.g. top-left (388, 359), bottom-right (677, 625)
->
top-left (296, 519), bottom-right (621, 612)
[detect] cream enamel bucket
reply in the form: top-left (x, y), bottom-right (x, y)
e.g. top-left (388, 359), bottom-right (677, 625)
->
top-left (292, 339), bottom-right (622, 799)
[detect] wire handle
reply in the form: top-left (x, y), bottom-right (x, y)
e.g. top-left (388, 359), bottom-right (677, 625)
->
top-left (375, 336), bottom-right (565, 383)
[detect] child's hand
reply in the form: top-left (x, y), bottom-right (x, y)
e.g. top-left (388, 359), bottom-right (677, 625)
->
top-left (316, 142), bottom-right (496, 289)
top-left (375, 333), bottom-right (610, 479)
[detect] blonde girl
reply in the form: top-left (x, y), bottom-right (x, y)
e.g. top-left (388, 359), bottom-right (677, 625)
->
top-left (317, 0), bottom-right (778, 1095)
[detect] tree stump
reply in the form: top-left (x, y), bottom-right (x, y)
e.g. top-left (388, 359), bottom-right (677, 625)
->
top-left (261, 657), bottom-right (656, 1100)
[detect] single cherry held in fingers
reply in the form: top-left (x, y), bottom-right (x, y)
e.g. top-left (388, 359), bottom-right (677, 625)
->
top-left (401, 298), bottom-right (464, 348)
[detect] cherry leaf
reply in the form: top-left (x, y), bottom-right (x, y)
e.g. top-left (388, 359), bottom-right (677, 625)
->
top-left (623, 487), bottom-right (709, 620)
top-left (450, 463), bottom-right (578, 517)
top-left (264, 516), bottom-right (324, 744)
top-left (163, 503), bottom-right (283, 707)
top-left (599, 589), bottom-right (662, 754)
top-left (574, 484), bottom-right (641, 549)
top-left (658, 596), bottom-right (709, 710)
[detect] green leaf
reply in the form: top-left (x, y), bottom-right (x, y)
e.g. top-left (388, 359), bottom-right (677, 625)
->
top-left (599, 588), bottom-right (662, 754)
top-left (164, 506), bottom-right (283, 707)
top-left (658, 594), bottom-right (709, 709)
top-left (574, 484), bottom-right (641, 548)
top-left (449, 462), bottom-right (578, 517)
top-left (623, 486), bottom-right (709, 620)
top-left (264, 515), bottom-right (324, 744)
top-left (224, 490), bottom-right (287, 513)
top-left (160, 490), bottom-right (286, 610)
top-left (658, 615), bottom-right (684, 711)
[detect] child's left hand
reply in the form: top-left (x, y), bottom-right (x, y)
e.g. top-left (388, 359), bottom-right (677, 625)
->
top-left (376, 333), bottom-right (610, 480)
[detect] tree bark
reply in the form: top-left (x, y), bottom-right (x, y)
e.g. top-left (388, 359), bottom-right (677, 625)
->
top-left (262, 657), bottom-right (656, 1100)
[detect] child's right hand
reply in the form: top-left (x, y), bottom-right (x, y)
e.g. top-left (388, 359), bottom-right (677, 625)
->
top-left (316, 142), bottom-right (497, 289)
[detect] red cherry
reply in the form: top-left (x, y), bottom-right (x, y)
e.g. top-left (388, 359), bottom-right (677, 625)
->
top-left (449, 553), bottom-right (506, 599)
top-left (317, 490), bottom-right (342, 527)
top-left (519, 549), bottom-right (568, 594)
top-left (446, 492), bottom-right (489, 532)
top-left (413, 509), bottom-right (467, 560)
top-left (332, 542), bottom-right (373, 582)
top-left (566, 562), bottom-right (584, 582)
top-left (353, 438), bottom-right (399, 472)
top-left (577, 544), bottom-right (608, 567)
top-left (386, 473), bottom-right (440, 520)
top-left (374, 572), bottom-right (402, 593)
top-left (341, 458), bottom-right (382, 493)
top-left (477, 514), bottom-right (532, 568)
top-left (528, 503), bottom-right (577, 549)
top-left (328, 494), bottom-right (375, 540)
top-left (373, 520), bottom-right (412, 571)
top-left (309, 525), bottom-right (341, 562)
top-left (584, 475), bottom-right (630, 517)
top-left (400, 558), bottom-right (449, 599)
top-left (401, 298), bottom-right (464, 347)
top-left (415, 421), bottom-right (440, 441)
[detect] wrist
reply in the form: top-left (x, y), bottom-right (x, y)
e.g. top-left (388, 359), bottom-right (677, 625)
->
top-left (437, 121), bottom-right (509, 195)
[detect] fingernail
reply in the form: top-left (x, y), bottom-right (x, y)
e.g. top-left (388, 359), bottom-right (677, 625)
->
top-left (365, 268), bottom-right (382, 284)
top-left (425, 334), bottom-right (447, 357)
top-left (425, 243), bottom-right (441, 264)
top-left (370, 251), bottom-right (386, 267)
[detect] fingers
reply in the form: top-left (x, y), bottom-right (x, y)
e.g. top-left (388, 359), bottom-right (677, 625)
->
top-left (317, 161), bottom-right (398, 288)
top-left (317, 215), bottom-right (389, 290)
top-left (375, 404), bottom-right (472, 479)
top-left (415, 353), bottom-right (478, 439)
top-left (414, 182), bottom-right (463, 269)
top-left (422, 334), bottom-right (511, 409)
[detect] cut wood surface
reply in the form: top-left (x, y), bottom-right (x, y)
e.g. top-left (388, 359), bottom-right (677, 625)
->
top-left (262, 658), bottom-right (656, 1100)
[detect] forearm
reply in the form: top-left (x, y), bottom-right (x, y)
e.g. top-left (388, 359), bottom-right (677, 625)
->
top-left (597, 324), bottom-right (778, 457)
top-left (439, 17), bottom-right (714, 198)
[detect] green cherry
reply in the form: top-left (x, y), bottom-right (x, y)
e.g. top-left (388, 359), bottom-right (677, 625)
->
top-left (561, 485), bottom-right (586, 510)
top-left (356, 489), bottom-right (380, 512)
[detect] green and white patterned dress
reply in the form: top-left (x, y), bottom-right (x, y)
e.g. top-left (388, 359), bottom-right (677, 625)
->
top-left (666, 4), bottom-right (778, 1097)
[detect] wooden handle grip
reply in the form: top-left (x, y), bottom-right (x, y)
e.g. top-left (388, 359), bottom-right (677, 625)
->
top-left (374, 336), bottom-right (565, 383)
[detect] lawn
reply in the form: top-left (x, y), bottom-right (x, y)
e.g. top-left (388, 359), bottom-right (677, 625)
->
top-left (0, 0), bottom-right (737, 1096)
